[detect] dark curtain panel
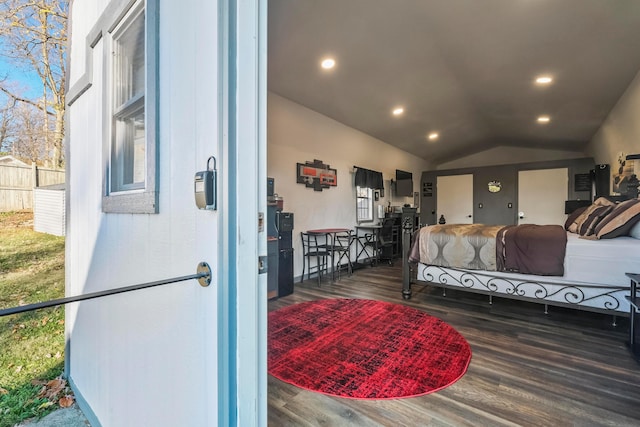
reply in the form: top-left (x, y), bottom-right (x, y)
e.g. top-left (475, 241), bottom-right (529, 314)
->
top-left (354, 167), bottom-right (384, 190)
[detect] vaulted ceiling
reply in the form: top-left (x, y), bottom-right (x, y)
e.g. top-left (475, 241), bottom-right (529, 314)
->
top-left (268, 0), bottom-right (640, 165)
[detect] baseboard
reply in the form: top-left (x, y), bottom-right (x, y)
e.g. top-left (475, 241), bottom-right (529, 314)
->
top-left (68, 376), bottom-right (102, 427)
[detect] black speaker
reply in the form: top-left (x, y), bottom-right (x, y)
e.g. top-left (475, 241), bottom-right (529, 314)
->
top-left (592, 164), bottom-right (610, 198)
top-left (278, 247), bottom-right (294, 297)
top-left (267, 177), bottom-right (275, 197)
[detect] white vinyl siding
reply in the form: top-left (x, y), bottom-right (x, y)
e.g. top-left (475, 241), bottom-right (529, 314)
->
top-left (33, 184), bottom-right (66, 236)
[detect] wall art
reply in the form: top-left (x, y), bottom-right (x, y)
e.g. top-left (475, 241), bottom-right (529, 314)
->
top-left (296, 159), bottom-right (337, 191)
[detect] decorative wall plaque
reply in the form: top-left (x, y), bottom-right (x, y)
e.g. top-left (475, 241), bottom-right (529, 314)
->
top-left (296, 159), bottom-right (337, 191)
top-left (423, 182), bottom-right (433, 197)
top-left (574, 173), bottom-right (591, 192)
top-left (488, 181), bottom-right (502, 193)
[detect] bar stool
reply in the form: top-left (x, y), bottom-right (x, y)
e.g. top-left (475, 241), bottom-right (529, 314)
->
top-left (300, 232), bottom-right (330, 285)
top-left (331, 230), bottom-right (354, 279)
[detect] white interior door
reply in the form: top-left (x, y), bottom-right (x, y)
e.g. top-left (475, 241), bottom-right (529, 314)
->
top-left (437, 174), bottom-right (474, 224)
top-left (518, 168), bottom-right (568, 225)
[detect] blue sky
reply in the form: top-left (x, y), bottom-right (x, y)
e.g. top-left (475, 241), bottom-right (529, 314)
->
top-left (0, 55), bottom-right (42, 99)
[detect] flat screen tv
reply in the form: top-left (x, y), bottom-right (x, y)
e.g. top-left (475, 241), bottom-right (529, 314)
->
top-left (395, 169), bottom-right (413, 197)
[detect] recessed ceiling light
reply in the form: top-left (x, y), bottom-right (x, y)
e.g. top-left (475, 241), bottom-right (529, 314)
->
top-left (537, 115), bottom-right (551, 123)
top-left (392, 107), bottom-right (404, 116)
top-left (321, 58), bottom-right (335, 69)
top-left (427, 132), bottom-right (439, 141)
top-left (535, 75), bottom-right (553, 85)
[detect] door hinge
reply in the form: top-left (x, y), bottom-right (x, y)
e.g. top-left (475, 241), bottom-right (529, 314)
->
top-left (258, 255), bottom-right (268, 274)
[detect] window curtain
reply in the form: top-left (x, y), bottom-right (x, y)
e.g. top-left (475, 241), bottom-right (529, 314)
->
top-left (354, 167), bottom-right (384, 192)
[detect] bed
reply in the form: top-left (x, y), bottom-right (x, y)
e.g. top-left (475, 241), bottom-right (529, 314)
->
top-left (401, 197), bottom-right (640, 318)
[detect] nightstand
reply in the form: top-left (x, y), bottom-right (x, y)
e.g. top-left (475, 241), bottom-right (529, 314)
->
top-left (626, 273), bottom-right (640, 360)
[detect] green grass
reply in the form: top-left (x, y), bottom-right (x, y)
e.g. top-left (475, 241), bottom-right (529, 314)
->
top-left (0, 211), bottom-right (68, 427)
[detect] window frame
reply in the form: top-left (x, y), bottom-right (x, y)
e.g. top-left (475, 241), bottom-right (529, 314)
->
top-left (356, 186), bottom-right (374, 223)
top-left (102, 0), bottom-right (159, 214)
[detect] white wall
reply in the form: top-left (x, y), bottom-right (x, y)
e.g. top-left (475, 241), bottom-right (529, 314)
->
top-left (66, 1), bottom-right (219, 425)
top-left (267, 93), bottom-right (430, 279)
top-left (437, 146), bottom-right (585, 170)
top-left (586, 69), bottom-right (640, 192)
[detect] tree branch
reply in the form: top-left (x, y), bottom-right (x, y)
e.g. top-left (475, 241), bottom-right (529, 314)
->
top-left (0, 86), bottom-right (53, 116)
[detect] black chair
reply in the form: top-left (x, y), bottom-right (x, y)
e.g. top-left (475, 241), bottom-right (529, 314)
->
top-left (300, 232), bottom-right (331, 285)
top-left (330, 230), bottom-right (354, 279)
top-left (359, 219), bottom-right (396, 266)
top-left (377, 218), bottom-right (396, 265)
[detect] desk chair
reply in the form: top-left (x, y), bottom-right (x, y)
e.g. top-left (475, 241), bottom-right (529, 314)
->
top-left (358, 220), bottom-right (395, 266)
top-left (377, 218), bottom-right (396, 265)
top-left (330, 230), bottom-right (354, 279)
top-left (300, 232), bottom-right (330, 285)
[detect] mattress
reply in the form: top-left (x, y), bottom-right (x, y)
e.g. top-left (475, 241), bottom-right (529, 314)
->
top-left (563, 233), bottom-right (640, 287)
top-left (415, 232), bottom-right (640, 313)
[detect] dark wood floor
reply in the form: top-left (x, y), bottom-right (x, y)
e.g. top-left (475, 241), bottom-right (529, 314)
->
top-left (268, 264), bottom-right (640, 427)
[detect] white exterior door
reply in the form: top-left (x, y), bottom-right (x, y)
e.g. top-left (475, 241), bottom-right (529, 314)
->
top-left (437, 174), bottom-right (474, 224)
top-left (65, 0), bottom-right (265, 426)
top-left (518, 168), bottom-right (568, 225)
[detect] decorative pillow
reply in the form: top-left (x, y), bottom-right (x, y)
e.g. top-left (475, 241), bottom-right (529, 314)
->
top-left (593, 196), bottom-right (615, 205)
top-left (578, 205), bottom-right (613, 236)
top-left (595, 198), bottom-right (640, 239)
top-left (565, 206), bottom-right (587, 231)
top-left (567, 198), bottom-right (615, 234)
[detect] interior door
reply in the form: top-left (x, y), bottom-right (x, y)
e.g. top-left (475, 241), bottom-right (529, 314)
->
top-left (437, 174), bottom-right (474, 224)
top-left (518, 168), bottom-right (568, 225)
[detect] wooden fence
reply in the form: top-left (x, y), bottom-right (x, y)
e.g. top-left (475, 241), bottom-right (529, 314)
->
top-left (0, 164), bottom-right (65, 212)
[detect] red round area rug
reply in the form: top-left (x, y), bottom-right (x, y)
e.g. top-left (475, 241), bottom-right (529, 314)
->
top-left (268, 298), bottom-right (472, 400)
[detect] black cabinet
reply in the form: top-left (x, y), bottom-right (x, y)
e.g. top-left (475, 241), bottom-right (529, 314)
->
top-left (267, 208), bottom-right (294, 300)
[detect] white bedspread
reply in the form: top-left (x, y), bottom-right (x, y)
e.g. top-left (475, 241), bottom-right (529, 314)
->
top-left (564, 233), bottom-right (639, 287)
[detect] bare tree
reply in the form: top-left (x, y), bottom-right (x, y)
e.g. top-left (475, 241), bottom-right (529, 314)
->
top-left (11, 102), bottom-right (48, 163)
top-left (0, 96), bottom-right (18, 153)
top-left (0, 0), bottom-right (68, 168)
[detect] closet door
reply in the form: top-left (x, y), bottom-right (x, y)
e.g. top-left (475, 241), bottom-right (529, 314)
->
top-left (437, 174), bottom-right (474, 224)
top-left (518, 168), bottom-right (568, 225)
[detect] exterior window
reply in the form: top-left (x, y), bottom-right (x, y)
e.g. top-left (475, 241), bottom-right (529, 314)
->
top-left (356, 187), bottom-right (373, 223)
top-left (103, 0), bottom-right (158, 213)
top-left (111, 7), bottom-right (145, 192)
